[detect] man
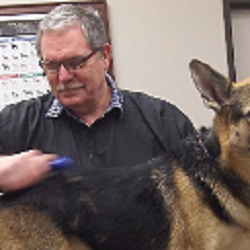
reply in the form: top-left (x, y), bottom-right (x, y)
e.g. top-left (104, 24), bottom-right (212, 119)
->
top-left (0, 4), bottom-right (195, 192)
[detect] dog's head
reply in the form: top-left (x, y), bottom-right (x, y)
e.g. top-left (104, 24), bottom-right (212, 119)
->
top-left (189, 59), bottom-right (250, 181)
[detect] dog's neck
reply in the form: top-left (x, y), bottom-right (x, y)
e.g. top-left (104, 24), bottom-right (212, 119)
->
top-left (220, 146), bottom-right (250, 184)
top-left (214, 115), bottom-right (250, 183)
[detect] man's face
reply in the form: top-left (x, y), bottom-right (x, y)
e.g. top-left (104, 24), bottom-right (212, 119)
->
top-left (40, 24), bottom-right (111, 111)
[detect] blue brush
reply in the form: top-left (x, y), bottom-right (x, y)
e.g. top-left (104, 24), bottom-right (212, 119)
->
top-left (50, 156), bottom-right (75, 170)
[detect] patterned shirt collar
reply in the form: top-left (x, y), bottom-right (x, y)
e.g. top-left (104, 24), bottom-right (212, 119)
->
top-left (45, 73), bottom-right (123, 119)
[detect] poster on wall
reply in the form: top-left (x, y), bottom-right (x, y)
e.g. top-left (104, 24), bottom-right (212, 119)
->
top-left (0, 14), bottom-right (50, 110)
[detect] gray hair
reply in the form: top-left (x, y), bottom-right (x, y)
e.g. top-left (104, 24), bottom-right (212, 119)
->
top-left (35, 4), bottom-right (108, 57)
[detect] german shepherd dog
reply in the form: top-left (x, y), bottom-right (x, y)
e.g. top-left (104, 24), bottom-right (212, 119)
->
top-left (0, 59), bottom-right (250, 250)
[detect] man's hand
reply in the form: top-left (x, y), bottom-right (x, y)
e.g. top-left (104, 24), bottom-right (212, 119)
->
top-left (0, 150), bottom-right (57, 192)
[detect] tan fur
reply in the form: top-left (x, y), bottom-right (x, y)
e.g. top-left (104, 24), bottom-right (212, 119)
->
top-left (0, 206), bottom-right (90, 250)
top-left (172, 168), bottom-right (250, 250)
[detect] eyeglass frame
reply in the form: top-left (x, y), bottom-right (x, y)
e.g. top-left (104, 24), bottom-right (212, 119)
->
top-left (39, 48), bottom-right (102, 74)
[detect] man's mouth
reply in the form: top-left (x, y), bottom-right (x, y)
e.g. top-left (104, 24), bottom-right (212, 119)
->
top-left (57, 82), bottom-right (85, 92)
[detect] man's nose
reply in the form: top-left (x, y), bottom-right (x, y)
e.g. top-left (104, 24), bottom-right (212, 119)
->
top-left (58, 64), bottom-right (73, 82)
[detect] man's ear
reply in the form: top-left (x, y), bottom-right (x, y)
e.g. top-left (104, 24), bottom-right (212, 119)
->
top-left (102, 43), bottom-right (112, 71)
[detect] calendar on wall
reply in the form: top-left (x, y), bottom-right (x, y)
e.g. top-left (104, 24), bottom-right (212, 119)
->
top-left (0, 14), bottom-right (50, 110)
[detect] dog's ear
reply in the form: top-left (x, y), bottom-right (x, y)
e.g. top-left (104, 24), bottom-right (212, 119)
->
top-left (189, 59), bottom-right (232, 112)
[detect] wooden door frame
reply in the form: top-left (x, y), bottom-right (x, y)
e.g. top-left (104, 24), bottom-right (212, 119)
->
top-left (223, 0), bottom-right (250, 81)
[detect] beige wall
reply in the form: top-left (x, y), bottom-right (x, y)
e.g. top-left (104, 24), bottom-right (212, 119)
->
top-left (0, 0), bottom-right (228, 127)
top-left (107, 0), bottom-right (228, 127)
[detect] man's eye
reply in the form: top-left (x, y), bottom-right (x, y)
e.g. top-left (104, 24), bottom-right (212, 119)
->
top-left (46, 62), bottom-right (60, 70)
top-left (67, 57), bottom-right (85, 69)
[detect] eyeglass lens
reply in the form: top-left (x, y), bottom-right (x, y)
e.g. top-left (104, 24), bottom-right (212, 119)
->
top-left (40, 49), bottom-right (100, 73)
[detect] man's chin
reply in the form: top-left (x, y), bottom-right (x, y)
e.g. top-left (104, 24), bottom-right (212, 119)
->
top-left (59, 96), bottom-right (83, 109)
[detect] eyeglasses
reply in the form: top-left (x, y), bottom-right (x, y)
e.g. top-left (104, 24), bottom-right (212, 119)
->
top-left (39, 48), bottom-right (101, 74)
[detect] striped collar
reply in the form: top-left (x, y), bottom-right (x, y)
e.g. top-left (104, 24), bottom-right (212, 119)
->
top-left (46, 73), bottom-right (123, 119)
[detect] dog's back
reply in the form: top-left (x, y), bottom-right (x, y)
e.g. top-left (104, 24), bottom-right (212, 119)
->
top-left (0, 157), bottom-right (172, 250)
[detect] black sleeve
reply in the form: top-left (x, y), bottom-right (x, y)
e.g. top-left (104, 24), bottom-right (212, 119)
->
top-left (0, 104), bottom-right (24, 154)
top-left (160, 102), bottom-right (197, 157)
top-left (126, 90), bottom-right (197, 157)
top-left (0, 97), bottom-right (46, 155)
